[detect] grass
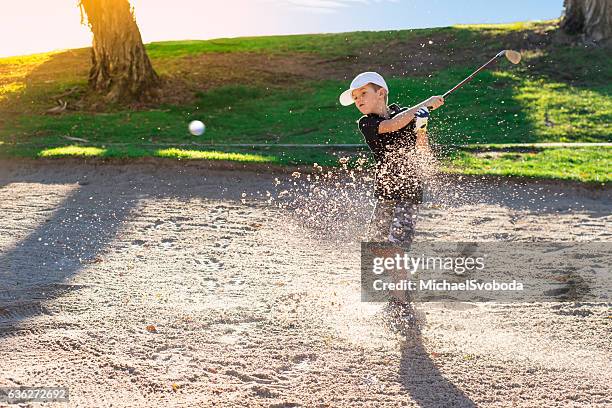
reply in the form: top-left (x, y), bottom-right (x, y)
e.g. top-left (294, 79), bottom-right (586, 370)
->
top-left (4, 73), bottom-right (609, 146)
top-left (446, 147), bottom-right (611, 183)
top-left (38, 145), bottom-right (106, 157)
top-left (36, 145), bottom-right (278, 163)
top-left (0, 142), bottom-right (342, 167)
top-left (145, 28), bottom-right (439, 59)
top-left (0, 20), bottom-right (610, 183)
top-left (5, 142), bottom-right (607, 183)
top-left (144, 21), bottom-right (558, 59)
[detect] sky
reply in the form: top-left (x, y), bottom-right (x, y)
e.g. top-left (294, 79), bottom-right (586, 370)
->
top-left (0, 0), bottom-right (563, 58)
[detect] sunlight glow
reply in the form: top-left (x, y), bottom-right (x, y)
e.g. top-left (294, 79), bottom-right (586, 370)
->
top-left (0, 52), bottom-right (56, 101)
top-left (155, 148), bottom-right (275, 162)
top-left (0, 3), bottom-right (92, 58)
top-left (38, 146), bottom-right (107, 157)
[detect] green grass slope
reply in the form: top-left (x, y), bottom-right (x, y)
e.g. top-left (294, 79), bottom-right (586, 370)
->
top-left (0, 21), bottom-right (610, 182)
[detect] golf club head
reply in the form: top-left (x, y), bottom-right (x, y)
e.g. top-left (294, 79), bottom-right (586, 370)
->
top-left (504, 50), bottom-right (522, 64)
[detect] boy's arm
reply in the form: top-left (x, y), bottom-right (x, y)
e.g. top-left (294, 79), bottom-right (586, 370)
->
top-left (378, 95), bottom-right (444, 134)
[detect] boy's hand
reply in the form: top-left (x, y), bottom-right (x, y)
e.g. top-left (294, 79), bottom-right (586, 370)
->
top-left (427, 95), bottom-right (444, 110)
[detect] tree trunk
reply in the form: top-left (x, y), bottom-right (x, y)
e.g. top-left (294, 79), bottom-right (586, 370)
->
top-left (79, 0), bottom-right (160, 103)
top-left (561, 0), bottom-right (612, 44)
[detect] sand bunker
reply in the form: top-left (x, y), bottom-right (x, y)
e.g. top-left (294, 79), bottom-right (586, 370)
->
top-left (0, 159), bottom-right (610, 407)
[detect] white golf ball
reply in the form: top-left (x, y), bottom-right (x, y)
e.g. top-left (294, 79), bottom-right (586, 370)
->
top-left (188, 120), bottom-right (205, 136)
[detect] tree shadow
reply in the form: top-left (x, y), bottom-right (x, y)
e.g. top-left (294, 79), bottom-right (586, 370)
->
top-left (0, 159), bottom-right (267, 340)
top-left (0, 164), bottom-right (139, 334)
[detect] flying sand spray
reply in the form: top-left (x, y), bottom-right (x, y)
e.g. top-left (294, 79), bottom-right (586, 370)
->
top-left (257, 50), bottom-right (525, 242)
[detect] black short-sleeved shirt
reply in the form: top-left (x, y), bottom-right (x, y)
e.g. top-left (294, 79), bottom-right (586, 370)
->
top-left (358, 103), bottom-right (423, 203)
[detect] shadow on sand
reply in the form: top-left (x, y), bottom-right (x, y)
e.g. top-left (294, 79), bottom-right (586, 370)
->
top-left (382, 294), bottom-right (476, 406)
top-left (398, 320), bottom-right (476, 407)
top-left (0, 159), bottom-right (267, 339)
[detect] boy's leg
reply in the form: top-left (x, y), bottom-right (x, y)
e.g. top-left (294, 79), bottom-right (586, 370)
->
top-left (366, 198), bottom-right (394, 242)
top-left (366, 199), bottom-right (419, 303)
top-left (366, 199), bottom-right (405, 301)
top-left (388, 201), bottom-right (419, 245)
top-left (366, 199), bottom-right (418, 247)
top-left (366, 199), bottom-right (419, 244)
top-left (389, 201), bottom-right (419, 303)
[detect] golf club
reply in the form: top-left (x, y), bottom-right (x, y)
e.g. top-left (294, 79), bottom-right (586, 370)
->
top-left (432, 50), bottom-right (522, 106)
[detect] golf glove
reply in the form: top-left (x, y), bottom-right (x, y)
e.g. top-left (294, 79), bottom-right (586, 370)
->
top-left (414, 107), bottom-right (429, 130)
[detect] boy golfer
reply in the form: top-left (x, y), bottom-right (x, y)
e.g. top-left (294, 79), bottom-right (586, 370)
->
top-left (339, 72), bottom-right (444, 245)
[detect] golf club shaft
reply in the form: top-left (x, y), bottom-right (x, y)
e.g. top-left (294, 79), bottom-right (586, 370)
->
top-left (443, 51), bottom-right (504, 99)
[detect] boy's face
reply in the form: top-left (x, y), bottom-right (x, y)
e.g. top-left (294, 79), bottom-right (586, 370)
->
top-left (351, 84), bottom-right (385, 115)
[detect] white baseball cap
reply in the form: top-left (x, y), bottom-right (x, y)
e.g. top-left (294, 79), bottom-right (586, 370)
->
top-left (339, 71), bottom-right (388, 106)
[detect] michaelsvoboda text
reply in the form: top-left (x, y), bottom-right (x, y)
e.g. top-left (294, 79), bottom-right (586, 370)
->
top-left (372, 279), bottom-right (524, 292)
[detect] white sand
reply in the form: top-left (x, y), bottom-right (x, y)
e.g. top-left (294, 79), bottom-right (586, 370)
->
top-left (0, 159), bottom-right (610, 407)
